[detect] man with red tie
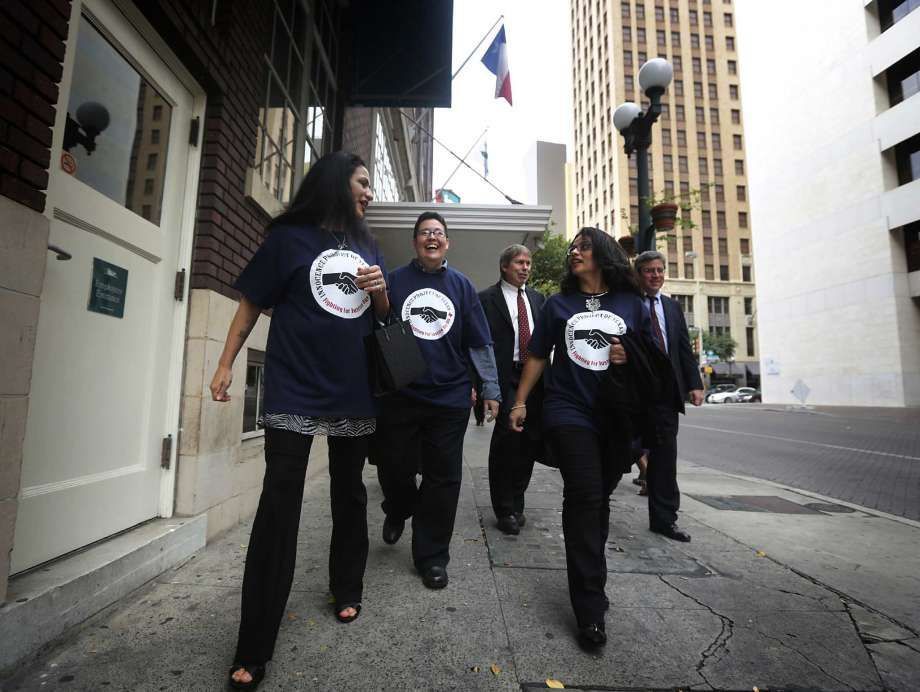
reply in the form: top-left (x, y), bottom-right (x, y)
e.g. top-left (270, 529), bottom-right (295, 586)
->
top-left (634, 250), bottom-right (705, 542)
top-left (479, 245), bottom-right (546, 534)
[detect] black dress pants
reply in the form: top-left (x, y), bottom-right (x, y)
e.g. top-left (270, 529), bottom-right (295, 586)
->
top-left (488, 414), bottom-right (536, 520)
top-left (375, 393), bottom-right (470, 571)
top-left (234, 427), bottom-right (369, 665)
top-left (547, 425), bottom-right (623, 628)
top-left (646, 405), bottom-right (680, 529)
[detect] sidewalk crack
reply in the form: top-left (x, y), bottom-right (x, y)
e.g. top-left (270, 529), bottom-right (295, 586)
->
top-left (658, 575), bottom-right (733, 688)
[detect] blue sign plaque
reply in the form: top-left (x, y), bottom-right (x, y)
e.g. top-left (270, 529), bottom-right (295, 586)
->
top-left (87, 258), bottom-right (128, 318)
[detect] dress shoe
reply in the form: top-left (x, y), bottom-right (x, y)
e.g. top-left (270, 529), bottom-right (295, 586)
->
top-left (651, 523), bottom-right (691, 542)
top-left (422, 565), bottom-right (448, 589)
top-left (578, 623), bottom-right (607, 648)
top-left (382, 516), bottom-right (405, 545)
top-left (514, 512), bottom-right (526, 527)
top-left (496, 515), bottom-right (520, 535)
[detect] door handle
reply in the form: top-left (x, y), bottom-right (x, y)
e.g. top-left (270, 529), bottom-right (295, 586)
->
top-left (48, 244), bottom-right (72, 261)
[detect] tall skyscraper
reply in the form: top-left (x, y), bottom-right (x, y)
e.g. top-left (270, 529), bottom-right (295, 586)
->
top-left (571, 0), bottom-right (758, 382)
top-left (734, 0), bottom-right (920, 406)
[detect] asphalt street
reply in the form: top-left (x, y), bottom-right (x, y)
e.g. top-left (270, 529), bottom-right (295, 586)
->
top-left (678, 404), bottom-right (920, 521)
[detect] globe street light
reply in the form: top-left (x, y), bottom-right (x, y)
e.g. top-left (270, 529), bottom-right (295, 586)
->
top-left (614, 57), bottom-right (673, 253)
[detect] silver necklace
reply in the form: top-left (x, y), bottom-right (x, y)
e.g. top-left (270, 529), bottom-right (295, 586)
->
top-left (583, 291), bottom-right (608, 312)
top-left (327, 229), bottom-right (349, 251)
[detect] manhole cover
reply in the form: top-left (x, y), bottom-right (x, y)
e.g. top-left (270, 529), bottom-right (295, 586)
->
top-left (689, 495), bottom-right (826, 514)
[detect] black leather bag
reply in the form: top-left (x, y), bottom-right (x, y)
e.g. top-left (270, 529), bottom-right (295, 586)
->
top-left (365, 318), bottom-right (428, 397)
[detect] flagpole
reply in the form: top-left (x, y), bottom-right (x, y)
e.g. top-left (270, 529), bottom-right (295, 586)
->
top-left (398, 109), bottom-right (521, 204)
top-left (436, 127), bottom-right (489, 196)
top-left (451, 15), bottom-right (504, 81)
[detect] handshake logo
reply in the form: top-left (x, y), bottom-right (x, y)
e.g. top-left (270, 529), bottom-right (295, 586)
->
top-left (565, 310), bottom-right (627, 371)
top-left (310, 249), bottom-right (371, 319)
top-left (401, 288), bottom-right (456, 341)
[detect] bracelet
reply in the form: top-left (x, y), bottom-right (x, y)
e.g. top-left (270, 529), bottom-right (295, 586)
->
top-left (510, 403), bottom-right (527, 411)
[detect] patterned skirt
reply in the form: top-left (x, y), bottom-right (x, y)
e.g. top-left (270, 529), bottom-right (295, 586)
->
top-left (261, 413), bottom-right (376, 437)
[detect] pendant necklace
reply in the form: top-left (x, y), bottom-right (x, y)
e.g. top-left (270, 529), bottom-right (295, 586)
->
top-left (327, 228), bottom-right (349, 252)
top-left (583, 291), bottom-right (607, 312)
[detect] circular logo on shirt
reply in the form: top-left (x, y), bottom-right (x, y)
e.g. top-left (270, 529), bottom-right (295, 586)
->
top-left (309, 249), bottom-right (371, 319)
top-left (401, 288), bottom-right (456, 340)
top-left (564, 310), bottom-right (627, 371)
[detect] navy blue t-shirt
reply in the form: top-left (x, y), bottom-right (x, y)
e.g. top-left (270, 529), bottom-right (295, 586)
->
top-left (388, 261), bottom-right (492, 409)
top-left (527, 290), bottom-right (651, 432)
top-left (234, 224), bottom-right (385, 418)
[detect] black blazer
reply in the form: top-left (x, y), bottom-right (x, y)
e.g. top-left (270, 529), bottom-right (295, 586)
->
top-left (478, 282), bottom-right (546, 408)
top-left (657, 293), bottom-right (704, 413)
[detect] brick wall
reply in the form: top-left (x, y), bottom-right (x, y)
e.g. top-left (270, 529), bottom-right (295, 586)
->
top-left (137, 1), bottom-right (274, 301)
top-left (0, 0), bottom-right (72, 213)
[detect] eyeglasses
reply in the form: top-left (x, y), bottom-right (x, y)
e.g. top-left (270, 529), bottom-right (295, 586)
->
top-left (640, 267), bottom-right (666, 275)
top-left (417, 229), bottom-right (446, 239)
top-left (568, 241), bottom-right (593, 254)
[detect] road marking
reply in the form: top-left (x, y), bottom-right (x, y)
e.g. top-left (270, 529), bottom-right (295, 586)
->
top-left (682, 424), bottom-right (920, 461)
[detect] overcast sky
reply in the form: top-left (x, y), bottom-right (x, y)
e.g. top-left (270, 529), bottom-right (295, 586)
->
top-left (431, 1), bottom-right (574, 205)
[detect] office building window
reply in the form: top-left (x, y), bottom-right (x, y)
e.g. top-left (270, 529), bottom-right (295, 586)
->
top-left (662, 129), bottom-right (672, 145)
top-left (693, 57), bottom-right (702, 74)
top-left (656, 5), bottom-right (665, 20)
top-left (724, 12), bottom-right (733, 26)
top-left (728, 60), bottom-right (737, 75)
top-left (718, 238), bottom-right (728, 255)
top-left (744, 297), bottom-right (753, 314)
top-left (707, 58), bottom-right (716, 74)
top-left (677, 129), bottom-right (687, 146)
top-left (684, 263), bottom-right (695, 280)
top-left (696, 106), bottom-right (705, 123)
top-left (735, 159), bottom-right (744, 174)
top-left (621, 1), bottom-right (630, 17)
top-left (672, 32), bottom-right (682, 48)
top-left (726, 36), bottom-right (735, 51)
top-left (675, 80), bottom-right (684, 96)
top-left (679, 155), bottom-right (689, 173)
top-left (703, 237), bottom-right (713, 254)
top-left (895, 133), bottom-right (920, 184)
top-left (742, 265), bottom-right (752, 282)
top-left (623, 25), bottom-right (632, 41)
top-left (733, 134), bottom-right (743, 149)
top-left (737, 185), bottom-right (746, 201)
top-left (676, 104), bottom-right (685, 121)
top-left (636, 4), bottom-right (645, 18)
top-left (672, 55), bottom-right (682, 70)
top-left (691, 33), bottom-right (700, 48)
top-left (703, 11), bottom-right (713, 26)
top-left (729, 84), bottom-right (739, 99)
top-left (712, 133), bottom-right (722, 150)
top-left (717, 210), bottom-right (726, 228)
top-left (886, 47), bottom-right (920, 106)
top-left (670, 8), bottom-right (679, 22)
top-left (689, 9), bottom-right (698, 23)
top-left (719, 264), bottom-right (729, 280)
top-left (637, 27), bottom-right (646, 42)
top-left (657, 29), bottom-right (667, 46)
top-left (706, 34), bottom-right (715, 50)
top-left (710, 107), bottom-right (720, 124)
top-left (740, 238), bottom-right (750, 255)
top-left (709, 83), bottom-right (718, 99)
top-left (699, 157), bottom-right (709, 174)
top-left (746, 327), bottom-right (755, 356)
top-left (880, 0), bottom-right (920, 31)
top-left (623, 50), bottom-right (633, 67)
top-left (739, 211), bottom-right (748, 227)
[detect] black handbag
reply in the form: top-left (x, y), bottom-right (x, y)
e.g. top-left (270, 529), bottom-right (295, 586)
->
top-left (365, 318), bottom-right (428, 397)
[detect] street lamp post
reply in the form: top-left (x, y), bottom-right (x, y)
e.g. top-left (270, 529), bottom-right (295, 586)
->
top-left (613, 58), bottom-right (673, 254)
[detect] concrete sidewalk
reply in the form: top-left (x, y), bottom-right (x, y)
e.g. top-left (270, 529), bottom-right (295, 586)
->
top-left (3, 419), bottom-right (919, 691)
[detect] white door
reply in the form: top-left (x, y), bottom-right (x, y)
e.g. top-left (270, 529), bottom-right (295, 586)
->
top-left (11, 0), bottom-right (198, 573)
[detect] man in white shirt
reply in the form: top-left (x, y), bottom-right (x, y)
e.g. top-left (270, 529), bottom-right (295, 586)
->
top-left (478, 245), bottom-right (546, 534)
top-left (635, 250), bottom-right (705, 542)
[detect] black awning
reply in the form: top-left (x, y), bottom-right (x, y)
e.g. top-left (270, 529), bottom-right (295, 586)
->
top-left (347, 0), bottom-right (453, 107)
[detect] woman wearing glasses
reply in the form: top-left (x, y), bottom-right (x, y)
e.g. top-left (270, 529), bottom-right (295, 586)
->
top-left (509, 227), bottom-right (650, 649)
top-left (374, 211), bottom-right (501, 591)
top-left (210, 151), bottom-right (388, 690)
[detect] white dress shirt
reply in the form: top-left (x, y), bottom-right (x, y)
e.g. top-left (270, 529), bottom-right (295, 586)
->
top-left (646, 291), bottom-right (669, 354)
top-left (500, 279), bottom-right (534, 362)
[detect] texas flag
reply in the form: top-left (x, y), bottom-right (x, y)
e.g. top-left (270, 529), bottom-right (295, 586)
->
top-left (481, 25), bottom-right (512, 105)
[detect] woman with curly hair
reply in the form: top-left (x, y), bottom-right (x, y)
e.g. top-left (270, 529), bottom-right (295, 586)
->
top-left (509, 226), bottom-right (651, 649)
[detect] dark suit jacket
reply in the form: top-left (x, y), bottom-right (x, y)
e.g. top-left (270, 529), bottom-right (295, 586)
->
top-left (478, 282), bottom-right (546, 412)
top-left (658, 293), bottom-right (704, 413)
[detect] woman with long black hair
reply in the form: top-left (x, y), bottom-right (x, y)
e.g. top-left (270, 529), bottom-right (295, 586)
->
top-left (508, 227), bottom-right (651, 649)
top-left (209, 151), bottom-right (388, 689)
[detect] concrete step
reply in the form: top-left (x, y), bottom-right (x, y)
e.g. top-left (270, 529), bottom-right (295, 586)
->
top-left (0, 514), bottom-right (206, 672)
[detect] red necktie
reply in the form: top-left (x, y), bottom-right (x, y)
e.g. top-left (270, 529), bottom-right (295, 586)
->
top-left (649, 296), bottom-right (667, 353)
top-left (517, 288), bottom-right (531, 361)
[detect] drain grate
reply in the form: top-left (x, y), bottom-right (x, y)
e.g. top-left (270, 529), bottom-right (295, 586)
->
top-left (688, 495), bottom-right (826, 514)
top-left (803, 502), bottom-right (856, 513)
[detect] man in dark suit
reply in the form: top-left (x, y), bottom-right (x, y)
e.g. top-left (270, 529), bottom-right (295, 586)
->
top-left (635, 250), bottom-right (704, 542)
top-left (479, 245), bottom-right (546, 535)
